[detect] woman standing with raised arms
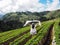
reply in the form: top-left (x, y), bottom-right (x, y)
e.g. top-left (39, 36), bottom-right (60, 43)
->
top-left (24, 20), bottom-right (41, 35)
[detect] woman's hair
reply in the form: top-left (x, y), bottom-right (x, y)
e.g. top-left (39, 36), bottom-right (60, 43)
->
top-left (32, 23), bottom-right (35, 29)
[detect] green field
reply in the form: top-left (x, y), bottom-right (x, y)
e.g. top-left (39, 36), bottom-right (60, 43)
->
top-left (0, 18), bottom-right (60, 45)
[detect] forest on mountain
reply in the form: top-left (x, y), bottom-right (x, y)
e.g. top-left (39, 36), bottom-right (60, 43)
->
top-left (0, 9), bottom-right (60, 32)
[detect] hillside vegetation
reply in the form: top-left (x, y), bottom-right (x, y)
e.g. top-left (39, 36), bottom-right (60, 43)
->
top-left (0, 9), bottom-right (60, 32)
top-left (0, 19), bottom-right (60, 45)
top-left (2, 10), bottom-right (60, 22)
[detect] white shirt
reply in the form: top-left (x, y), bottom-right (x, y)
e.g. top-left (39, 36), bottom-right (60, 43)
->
top-left (30, 24), bottom-right (37, 35)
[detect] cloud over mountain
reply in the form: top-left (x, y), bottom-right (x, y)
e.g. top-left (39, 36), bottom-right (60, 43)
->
top-left (0, 0), bottom-right (60, 14)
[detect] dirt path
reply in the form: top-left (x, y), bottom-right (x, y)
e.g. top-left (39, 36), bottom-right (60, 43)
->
top-left (42, 23), bottom-right (54, 45)
top-left (52, 36), bottom-right (56, 45)
top-left (43, 22), bottom-right (57, 45)
top-left (52, 27), bottom-right (56, 45)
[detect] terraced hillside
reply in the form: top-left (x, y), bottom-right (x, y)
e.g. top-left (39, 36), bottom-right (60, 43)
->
top-left (0, 18), bottom-right (60, 45)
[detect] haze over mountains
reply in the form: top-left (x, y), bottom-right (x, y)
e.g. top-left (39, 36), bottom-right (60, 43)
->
top-left (0, 14), bottom-right (4, 18)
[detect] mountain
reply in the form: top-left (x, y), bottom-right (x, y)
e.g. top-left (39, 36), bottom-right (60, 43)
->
top-left (0, 9), bottom-right (60, 31)
top-left (44, 10), bottom-right (60, 19)
top-left (1, 9), bottom-right (60, 22)
top-left (1, 11), bottom-right (50, 22)
top-left (0, 14), bottom-right (4, 19)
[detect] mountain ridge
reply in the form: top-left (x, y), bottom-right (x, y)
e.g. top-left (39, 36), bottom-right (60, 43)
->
top-left (1, 9), bottom-right (60, 22)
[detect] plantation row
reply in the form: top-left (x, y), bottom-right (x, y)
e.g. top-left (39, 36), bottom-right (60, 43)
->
top-left (0, 26), bottom-right (31, 44)
top-left (54, 19), bottom-right (60, 45)
top-left (0, 21), bottom-right (53, 45)
top-left (0, 19), bottom-right (60, 45)
top-left (10, 22), bottom-right (53, 45)
top-left (0, 22), bottom-right (44, 43)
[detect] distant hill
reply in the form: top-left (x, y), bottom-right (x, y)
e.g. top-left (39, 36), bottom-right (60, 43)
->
top-left (0, 14), bottom-right (3, 19)
top-left (44, 10), bottom-right (60, 19)
top-left (2, 9), bottom-right (60, 22)
top-left (0, 9), bottom-right (60, 32)
top-left (1, 11), bottom-right (50, 22)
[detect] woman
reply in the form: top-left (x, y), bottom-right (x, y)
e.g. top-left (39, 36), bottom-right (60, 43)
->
top-left (24, 20), bottom-right (41, 35)
top-left (30, 23), bottom-right (37, 35)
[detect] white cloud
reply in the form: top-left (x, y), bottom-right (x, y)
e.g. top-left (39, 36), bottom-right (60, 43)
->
top-left (0, 0), bottom-right (60, 14)
top-left (0, 0), bottom-right (45, 13)
top-left (14, 0), bottom-right (45, 12)
top-left (46, 0), bottom-right (60, 11)
top-left (0, 0), bottom-right (11, 8)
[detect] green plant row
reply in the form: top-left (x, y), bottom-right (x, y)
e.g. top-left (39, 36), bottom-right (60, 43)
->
top-left (9, 25), bottom-right (43, 45)
top-left (54, 21), bottom-right (60, 45)
top-left (31, 22), bottom-right (53, 45)
top-left (0, 26), bottom-right (29, 37)
top-left (0, 26), bottom-right (30, 44)
top-left (9, 22), bottom-right (48, 45)
top-left (25, 22), bottom-right (53, 45)
top-left (0, 21), bottom-right (47, 37)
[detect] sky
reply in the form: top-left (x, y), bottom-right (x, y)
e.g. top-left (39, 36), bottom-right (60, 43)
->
top-left (0, 0), bottom-right (60, 14)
